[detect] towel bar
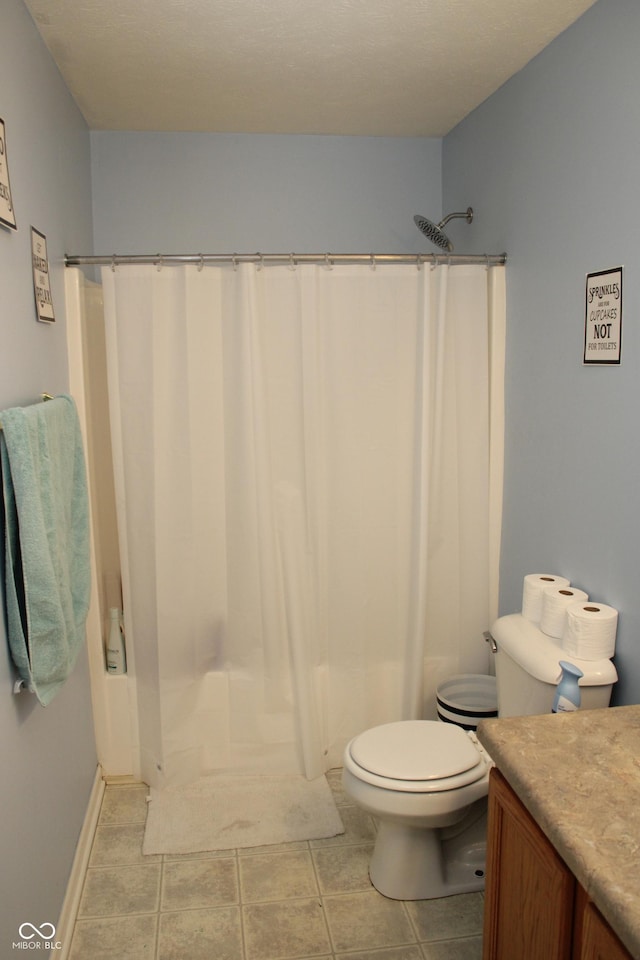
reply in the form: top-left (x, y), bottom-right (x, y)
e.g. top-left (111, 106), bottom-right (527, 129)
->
top-left (0, 393), bottom-right (54, 432)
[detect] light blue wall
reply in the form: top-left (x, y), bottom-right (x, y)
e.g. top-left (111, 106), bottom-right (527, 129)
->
top-left (1, 0), bottom-right (96, 948)
top-left (90, 131), bottom-right (442, 254)
top-left (444, 0), bottom-right (640, 705)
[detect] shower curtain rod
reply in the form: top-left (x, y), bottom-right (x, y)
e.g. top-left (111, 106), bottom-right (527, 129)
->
top-left (64, 251), bottom-right (507, 269)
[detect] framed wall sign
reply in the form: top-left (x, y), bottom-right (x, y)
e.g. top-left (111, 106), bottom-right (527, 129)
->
top-left (0, 118), bottom-right (17, 230)
top-left (584, 267), bottom-right (622, 364)
top-left (31, 227), bottom-right (55, 323)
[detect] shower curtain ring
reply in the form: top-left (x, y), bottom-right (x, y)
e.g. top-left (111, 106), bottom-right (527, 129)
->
top-left (197, 254), bottom-right (204, 272)
top-left (324, 253), bottom-right (333, 271)
top-left (232, 254), bottom-right (238, 272)
top-left (156, 254), bottom-right (163, 272)
top-left (256, 253), bottom-right (264, 271)
top-left (111, 255), bottom-right (117, 273)
top-left (370, 254), bottom-right (376, 271)
top-left (416, 255), bottom-right (423, 271)
top-left (289, 253), bottom-right (296, 271)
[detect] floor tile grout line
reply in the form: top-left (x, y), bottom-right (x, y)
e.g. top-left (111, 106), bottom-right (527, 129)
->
top-left (233, 846), bottom-right (250, 960)
top-left (401, 896), bottom-right (422, 944)
top-left (152, 873), bottom-right (162, 960)
top-left (307, 835), bottom-right (336, 958)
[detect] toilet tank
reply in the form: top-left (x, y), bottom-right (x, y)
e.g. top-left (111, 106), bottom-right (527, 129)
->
top-left (491, 613), bottom-right (618, 717)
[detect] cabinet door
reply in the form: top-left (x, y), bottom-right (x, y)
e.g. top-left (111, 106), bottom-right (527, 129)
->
top-left (483, 769), bottom-right (575, 960)
top-left (579, 900), bottom-right (633, 960)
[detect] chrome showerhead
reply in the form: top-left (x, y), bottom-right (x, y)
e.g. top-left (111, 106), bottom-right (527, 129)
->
top-left (413, 207), bottom-right (474, 252)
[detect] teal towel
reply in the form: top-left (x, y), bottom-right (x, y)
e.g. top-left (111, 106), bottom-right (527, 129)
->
top-left (1, 395), bottom-right (91, 705)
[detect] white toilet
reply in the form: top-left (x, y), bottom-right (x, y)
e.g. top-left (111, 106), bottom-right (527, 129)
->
top-left (342, 613), bottom-right (618, 901)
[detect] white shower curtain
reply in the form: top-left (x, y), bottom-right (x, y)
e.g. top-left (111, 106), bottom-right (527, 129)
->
top-left (102, 262), bottom-right (505, 789)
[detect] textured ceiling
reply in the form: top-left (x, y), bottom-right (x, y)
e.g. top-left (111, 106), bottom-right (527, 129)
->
top-left (23, 0), bottom-right (597, 136)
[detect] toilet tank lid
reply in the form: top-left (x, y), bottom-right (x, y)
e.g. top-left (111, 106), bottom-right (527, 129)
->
top-left (491, 614), bottom-right (618, 685)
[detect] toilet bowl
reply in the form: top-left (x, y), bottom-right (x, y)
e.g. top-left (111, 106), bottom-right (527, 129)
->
top-left (342, 720), bottom-right (492, 900)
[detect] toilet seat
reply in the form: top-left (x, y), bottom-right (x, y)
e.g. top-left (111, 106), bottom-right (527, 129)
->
top-left (345, 720), bottom-right (489, 793)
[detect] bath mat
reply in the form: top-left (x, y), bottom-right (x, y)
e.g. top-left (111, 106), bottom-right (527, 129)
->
top-left (142, 773), bottom-right (344, 855)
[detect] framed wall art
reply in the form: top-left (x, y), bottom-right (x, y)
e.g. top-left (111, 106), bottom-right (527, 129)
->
top-left (0, 118), bottom-right (17, 229)
top-left (31, 227), bottom-right (55, 323)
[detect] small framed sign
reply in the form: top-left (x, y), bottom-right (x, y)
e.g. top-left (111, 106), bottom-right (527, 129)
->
top-left (584, 267), bottom-right (622, 364)
top-left (0, 118), bottom-right (17, 230)
top-left (31, 227), bottom-right (55, 323)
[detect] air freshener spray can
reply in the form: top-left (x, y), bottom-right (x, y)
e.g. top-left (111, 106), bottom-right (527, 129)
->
top-left (552, 660), bottom-right (583, 713)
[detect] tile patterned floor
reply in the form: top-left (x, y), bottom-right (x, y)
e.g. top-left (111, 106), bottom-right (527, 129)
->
top-left (68, 769), bottom-right (484, 959)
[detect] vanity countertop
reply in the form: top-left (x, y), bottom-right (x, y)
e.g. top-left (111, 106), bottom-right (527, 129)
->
top-left (477, 704), bottom-right (640, 959)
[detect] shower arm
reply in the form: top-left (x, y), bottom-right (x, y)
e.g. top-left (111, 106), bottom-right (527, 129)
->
top-left (438, 208), bottom-right (474, 229)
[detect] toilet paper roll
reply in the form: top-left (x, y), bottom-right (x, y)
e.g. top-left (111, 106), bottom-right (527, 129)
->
top-left (540, 585), bottom-right (589, 639)
top-left (562, 601), bottom-right (618, 661)
top-left (522, 573), bottom-right (571, 623)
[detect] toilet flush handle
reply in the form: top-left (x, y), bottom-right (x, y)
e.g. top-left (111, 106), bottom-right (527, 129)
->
top-left (483, 630), bottom-right (497, 653)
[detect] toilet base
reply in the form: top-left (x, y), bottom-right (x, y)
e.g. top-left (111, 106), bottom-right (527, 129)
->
top-left (369, 802), bottom-right (488, 900)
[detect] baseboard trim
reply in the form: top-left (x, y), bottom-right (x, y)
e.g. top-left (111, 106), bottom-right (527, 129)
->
top-left (56, 764), bottom-right (105, 959)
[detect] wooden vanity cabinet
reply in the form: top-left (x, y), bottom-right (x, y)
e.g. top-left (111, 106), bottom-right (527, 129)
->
top-left (575, 888), bottom-right (634, 960)
top-left (483, 768), bottom-right (633, 960)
